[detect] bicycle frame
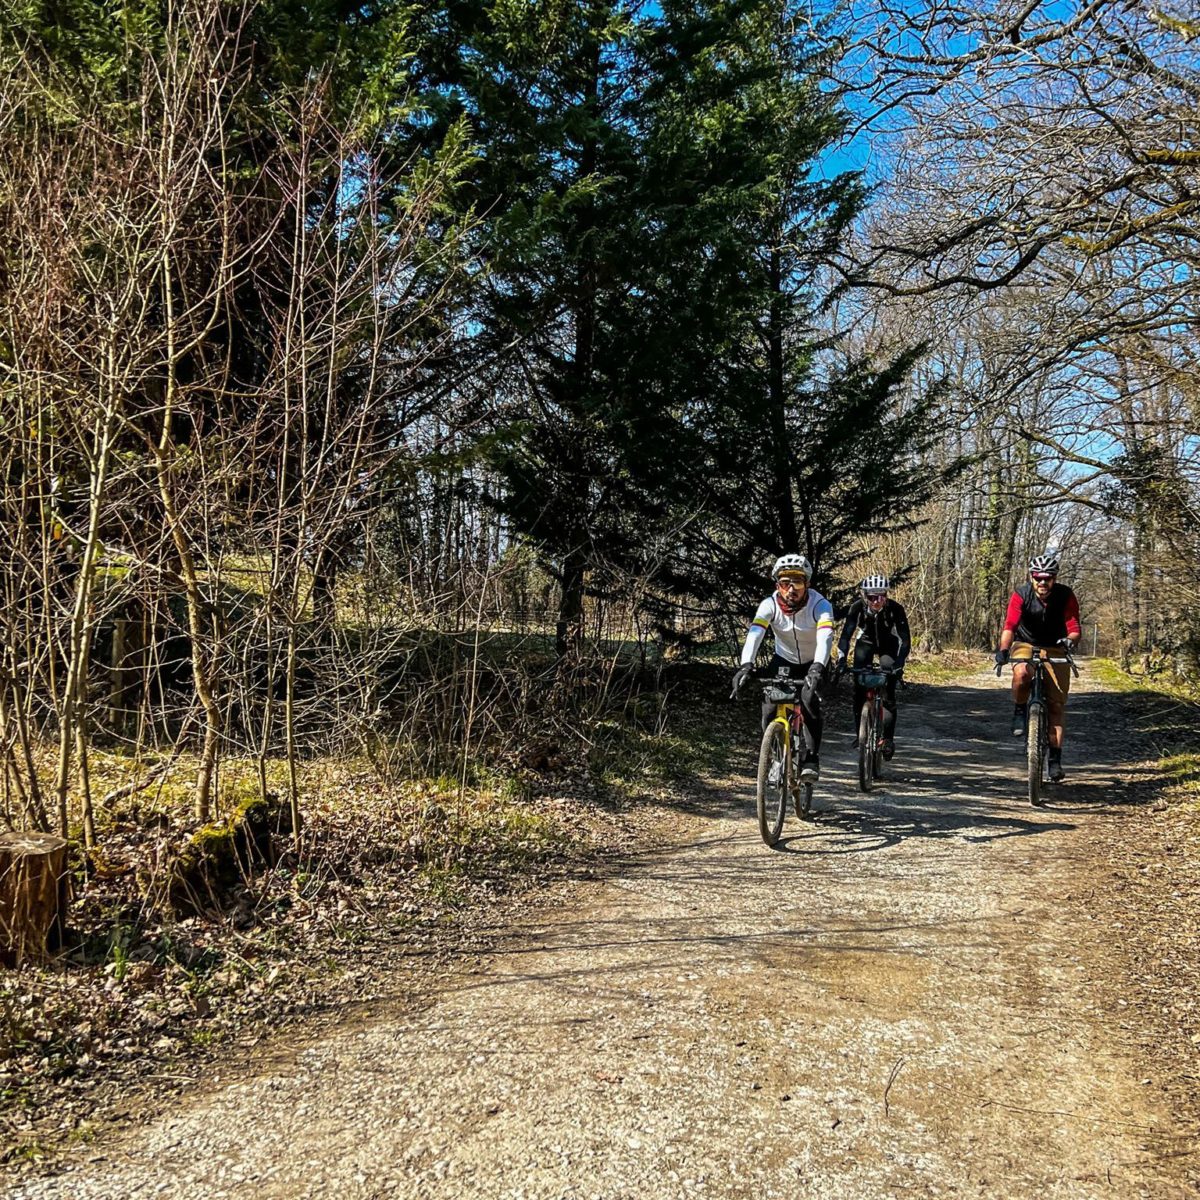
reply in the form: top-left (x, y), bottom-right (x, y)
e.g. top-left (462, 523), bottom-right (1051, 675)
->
top-left (732, 667), bottom-right (819, 845)
top-left (850, 664), bottom-right (900, 791)
top-left (762, 676), bottom-right (806, 772)
top-left (1027, 655), bottom-right (1051, 708)
top-left (755, 673), bottom-right (814, 842)
top-left (998, 646), bottom-right (1078, 804)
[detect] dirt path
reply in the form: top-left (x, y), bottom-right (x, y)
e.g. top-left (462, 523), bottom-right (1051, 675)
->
top-left (13, 667), bottom-right (1198, 1199)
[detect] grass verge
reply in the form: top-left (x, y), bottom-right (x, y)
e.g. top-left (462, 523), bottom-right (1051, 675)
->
top-left (1085, 659), bottom-right (1200, 807)
top-left (903, 649), bottom-right (987, 683)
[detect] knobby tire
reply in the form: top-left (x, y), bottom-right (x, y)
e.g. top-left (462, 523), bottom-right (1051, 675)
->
top-left (857, 703), bottom-right (874, 793)
top-left (872, 697), bottom-right (885, 779)
top-left (794, 783), bottom-right (813, 819)
top-left (793, 742), bottom-right (813, 819)
top-left (757, 721), bottom-right (788, 847)
top-left (1027, 702), bottom-right (1045, 807)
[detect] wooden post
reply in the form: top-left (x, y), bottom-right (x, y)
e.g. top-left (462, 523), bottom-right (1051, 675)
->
top-left (0, 832), bottom-right (69, 966)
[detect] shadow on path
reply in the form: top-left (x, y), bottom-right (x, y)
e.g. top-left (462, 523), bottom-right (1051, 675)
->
top-left (718, 677), bottom-right (1165, 854)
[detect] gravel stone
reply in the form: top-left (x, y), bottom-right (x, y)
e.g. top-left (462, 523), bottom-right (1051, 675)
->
top-left (8, 666), bottom-right (1198, 1198)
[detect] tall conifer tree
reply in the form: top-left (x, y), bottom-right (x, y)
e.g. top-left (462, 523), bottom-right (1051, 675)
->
top-left (409, 1), bottom-right (951, 648)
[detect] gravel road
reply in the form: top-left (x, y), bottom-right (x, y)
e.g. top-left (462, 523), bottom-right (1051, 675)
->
top-left (13, 666), bottom-right (1197, 1199)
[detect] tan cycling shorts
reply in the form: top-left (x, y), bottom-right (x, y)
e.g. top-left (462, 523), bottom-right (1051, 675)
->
top-left (1010, 642), bottom-right (1071, 699)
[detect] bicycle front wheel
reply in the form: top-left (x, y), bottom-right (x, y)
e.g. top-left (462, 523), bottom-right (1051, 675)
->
top-left (857, 703), bottom-right (874, 793)
top-left (872, 697), bottom-right (885, 779)
top-left (1027, 702), bottom-right (1045, 806)
top-left (756, 721), bottom-right (789, 846)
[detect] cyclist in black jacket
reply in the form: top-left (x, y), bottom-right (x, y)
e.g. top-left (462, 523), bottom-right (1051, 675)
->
top-left (836, 574), bottom-right (911, 759)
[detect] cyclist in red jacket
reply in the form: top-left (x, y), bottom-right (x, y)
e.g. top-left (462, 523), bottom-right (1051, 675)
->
top-left (993, 553), bottom-right (1081, 780)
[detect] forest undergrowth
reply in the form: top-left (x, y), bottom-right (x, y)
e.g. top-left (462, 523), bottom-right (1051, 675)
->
top-left (0, 659), bottom-right (742, 1165)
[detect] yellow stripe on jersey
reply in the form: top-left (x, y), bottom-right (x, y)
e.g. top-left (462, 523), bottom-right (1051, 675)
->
top-left (816, 618), bottom-right (833, 628)
top-left (751, 616), bottom-right (770, 630)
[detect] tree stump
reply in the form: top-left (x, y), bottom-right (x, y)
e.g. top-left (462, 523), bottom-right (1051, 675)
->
top-left (166, 796), bottom-right (292, 916)
top-left (0, 832), bottom-right (70, 967)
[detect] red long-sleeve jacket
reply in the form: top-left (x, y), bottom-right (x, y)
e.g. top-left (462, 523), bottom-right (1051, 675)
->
top-left (1004, 583), bottom-right (1081, 646)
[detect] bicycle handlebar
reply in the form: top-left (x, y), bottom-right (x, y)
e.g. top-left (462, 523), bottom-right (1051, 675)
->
top-left (731, 669), bottom-right (807, 701)
top-left (844, 664), bottom-right (906, 689)
top-left (995, 648), bottom-right (1080, 678)
top-left (760, 673), bottom-right (804, 696)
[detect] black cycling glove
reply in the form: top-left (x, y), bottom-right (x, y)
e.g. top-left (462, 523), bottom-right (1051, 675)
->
top-left (802, 661), bottom-right (825, 704)
top-left (994, 648), bottom-right (1010, 668)
top-left (731, 664), bottom-right (754, 695)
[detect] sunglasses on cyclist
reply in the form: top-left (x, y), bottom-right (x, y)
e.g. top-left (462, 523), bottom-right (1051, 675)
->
top-left (777, 575), bottom-right (807, 589)
top-left (1030, 572), bottom-right (1056, 582)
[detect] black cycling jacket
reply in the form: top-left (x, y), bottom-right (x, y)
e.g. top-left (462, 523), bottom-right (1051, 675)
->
top-left (837, 597), bottom-right (911, 666)
top-left (1004, 582), bottom-right (1081, 647)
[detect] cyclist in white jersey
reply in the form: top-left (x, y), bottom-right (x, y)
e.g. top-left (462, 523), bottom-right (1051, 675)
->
top-left (732, 554), bottom-right (834, 782)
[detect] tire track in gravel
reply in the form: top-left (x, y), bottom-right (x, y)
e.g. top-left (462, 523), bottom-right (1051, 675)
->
top-left (13, 666), bottom-right (1199, 1199)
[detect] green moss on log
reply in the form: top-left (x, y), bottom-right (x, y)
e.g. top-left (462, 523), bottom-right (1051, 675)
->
top-left (167, 795), bottom-right (291, 916)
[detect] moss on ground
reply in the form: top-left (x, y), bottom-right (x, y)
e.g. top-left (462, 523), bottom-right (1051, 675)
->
top-left (1162, 752), bottom-right (1200, 804)
top-left (903, 650), bottom-right (986, 684)
top-left (1088, 656), bottom-right (1200, 700)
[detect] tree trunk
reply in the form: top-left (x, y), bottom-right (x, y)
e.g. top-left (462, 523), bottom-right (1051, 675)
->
top-left (284, 621), bottom-right (302, 840)
top-left (556, 541), bottom-right (587, 660)
top-left (0, 673), bottom-right (48, 832)
top-left (156, 246), bottom-right (223, 822)
top-left (553, 37), bottom-right (601, 667)
top-left (108, 616), bottom-right (129, 735)
top-left (0, 832), bottom-right (69, 966)
top-left (767, 245), bottom-right (801, 553)
top-left (54, 387), bottom-right (117, 837)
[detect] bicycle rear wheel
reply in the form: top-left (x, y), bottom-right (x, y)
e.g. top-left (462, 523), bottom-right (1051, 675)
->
top-left (795, 783), bottom-right (813, 818)
top-left (1027, 702), bottom-right (1045, 806)
top-left (756, 721), bottom-right (789, 846)
top-left (857, 704), bottom-right (874, 793)
top-left (792, 751), bottom-right (813, 818)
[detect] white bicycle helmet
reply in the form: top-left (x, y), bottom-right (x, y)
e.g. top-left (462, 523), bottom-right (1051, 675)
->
top-left (772, 553), bottom-right (812, 580)
top-left (1028, 553), bottom-right (1059, 575)
top-left (860, 573), bottom-right (889, 593)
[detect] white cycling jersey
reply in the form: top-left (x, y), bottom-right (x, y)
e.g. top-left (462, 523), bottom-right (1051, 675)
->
top-left (739, 589), bottom-right (834, 668)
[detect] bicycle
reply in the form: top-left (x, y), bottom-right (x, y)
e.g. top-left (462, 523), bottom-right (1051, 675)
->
top-left (732, 671), bottom-right (814, 847)
top-left (848, 664), bottom-right (902, 793)
top-left (995, 645), bottom-right (1079, 806)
